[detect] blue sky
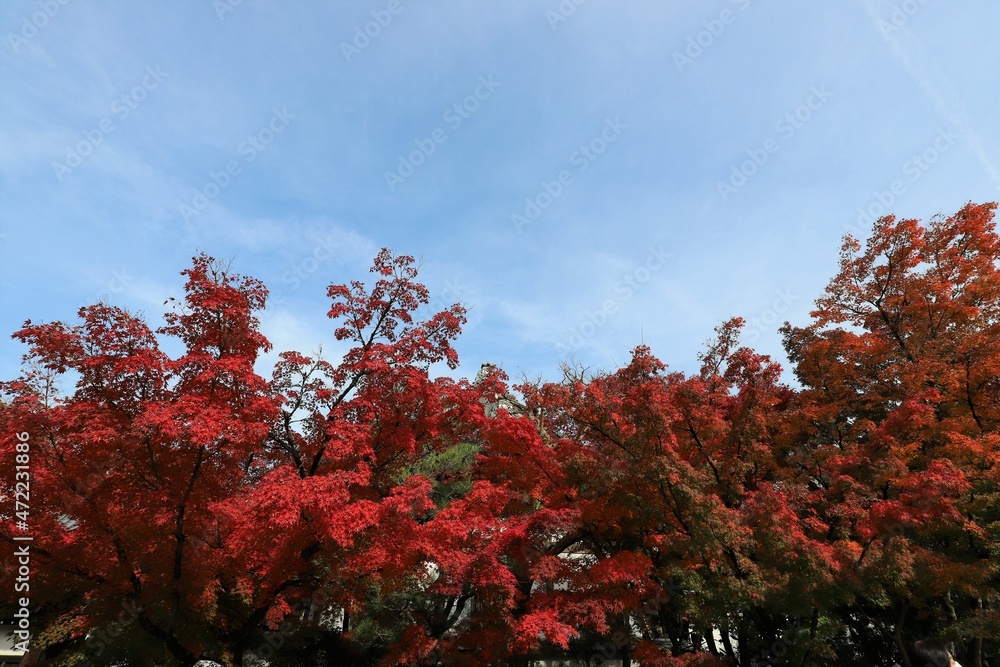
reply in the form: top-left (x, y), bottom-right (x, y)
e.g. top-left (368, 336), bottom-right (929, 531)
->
top-left (2, 0), bottom-right (998, 385)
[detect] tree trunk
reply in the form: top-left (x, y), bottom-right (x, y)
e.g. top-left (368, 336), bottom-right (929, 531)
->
top-left (800, 607), bottom-right (818, 667)
top-left (966, 637), bottom-right (983, 667)
top-left (966, 597), bottom-right (984, 667)
top-left (704, 625), bottom-right (720, 655)
top-left (720, 618), bottom-right (737, 664)
top-left (893, 602), bottom-right (912, 667)
top-left (738, 622), bottom-right (750, 667)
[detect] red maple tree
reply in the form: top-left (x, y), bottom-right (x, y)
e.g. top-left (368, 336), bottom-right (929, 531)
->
top-left (780, 201), bottom-right (1000, 665)
top-left (2, 202), bottom-right (997, 666)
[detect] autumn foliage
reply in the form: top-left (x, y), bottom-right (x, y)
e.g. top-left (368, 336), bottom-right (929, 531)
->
top-left (1, 202), bottom-right (998, 666)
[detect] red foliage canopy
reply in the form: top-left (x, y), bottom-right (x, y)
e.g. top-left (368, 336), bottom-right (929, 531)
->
top-left (1, 203), bottom-right (997, 666)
